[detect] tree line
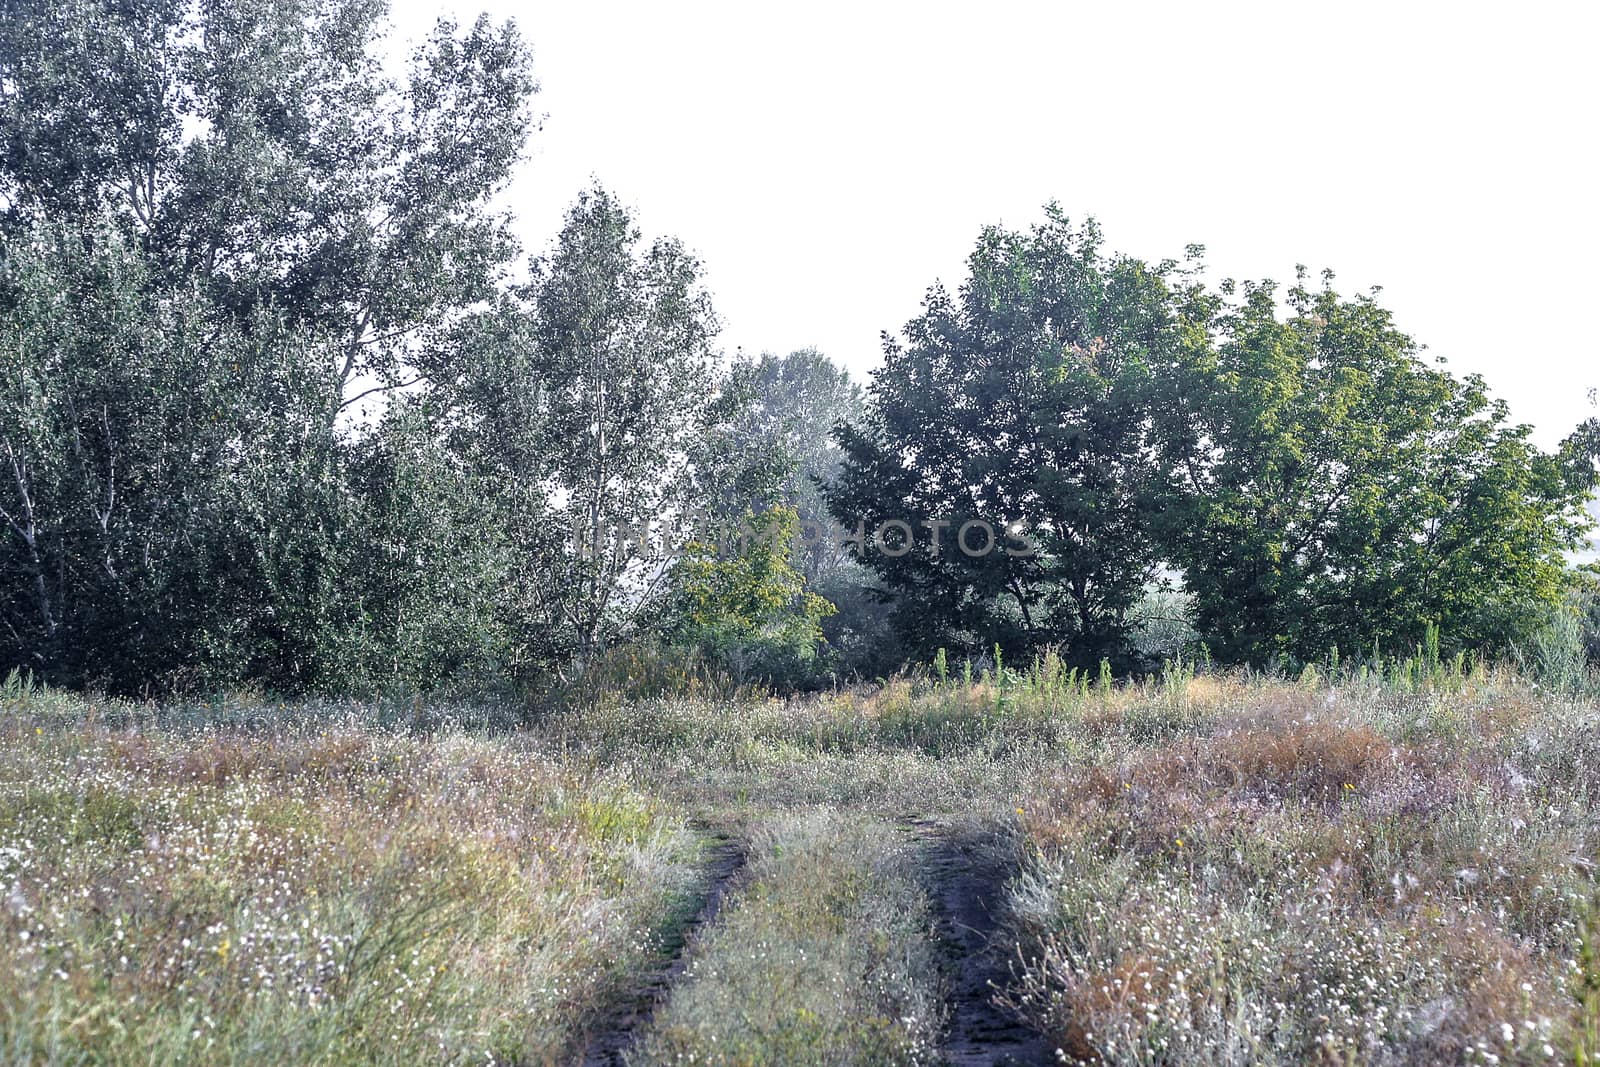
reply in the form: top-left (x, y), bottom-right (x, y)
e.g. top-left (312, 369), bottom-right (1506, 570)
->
top-left (3, 0), bottom-right (1596, 695)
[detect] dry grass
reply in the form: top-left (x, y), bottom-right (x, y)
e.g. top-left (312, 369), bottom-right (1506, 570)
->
top-left (2, 667), bottom-right (1597, 1066)
top-left (0, 713), bottom-right (703, 1065)
top-left (1002, 679), bottom-right (1600, 1065)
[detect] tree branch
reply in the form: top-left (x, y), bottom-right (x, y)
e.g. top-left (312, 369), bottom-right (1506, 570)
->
top-left (337, 374), bottom-right (429, 412)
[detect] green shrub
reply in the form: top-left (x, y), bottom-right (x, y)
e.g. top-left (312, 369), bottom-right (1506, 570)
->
top-left (668, 507), bottom-right (837, 690)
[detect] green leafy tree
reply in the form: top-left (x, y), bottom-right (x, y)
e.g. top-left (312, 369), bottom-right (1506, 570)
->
top-left (1, 0), bottom-right (535, 419)
top-left (1155, 270), bottom-right (1596, 663)
top-left (433, 186), bottom-right (724, 666)
top-left (695, 349), bottom-right (895, 676)
top-left (425, 294), bottom-right (573, 674)
top-left (0, 0), bottom-right (536, 691)
top-left (670, 506), bottom-right (835, 687)
top-left (534, 186), bottom-right (723, 663)
top-left (0, 221), bottom-right (338, 688)
top-left (334, 401), bottom-right (521, 689)
top-left (827, 208), bottom-right (1176, 668)
top-left (718, 350), bottom-right (866, 582)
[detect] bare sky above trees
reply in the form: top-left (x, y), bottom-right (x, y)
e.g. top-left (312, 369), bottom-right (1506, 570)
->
top-left (390, 0), bottom-right (1598, 448)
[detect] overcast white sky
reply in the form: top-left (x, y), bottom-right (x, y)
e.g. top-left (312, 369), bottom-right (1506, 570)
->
top-left (393, 0), bottom-right (1598, 449)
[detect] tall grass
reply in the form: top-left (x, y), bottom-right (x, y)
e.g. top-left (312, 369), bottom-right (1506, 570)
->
top-left (997, 676), bottom-right (1600, 1065)
top-left (0, 704), bottom-right (704, 1065)
top-left (3, 657), bottom-right (1596, 1065)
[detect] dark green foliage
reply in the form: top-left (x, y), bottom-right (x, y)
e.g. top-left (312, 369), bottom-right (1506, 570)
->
top-left (1156, 271), bottom-right (1594, 664)
top-left (826, 208), bottom-right (1175, 669)
top-left (1575, 569), bottom-right (1600, 668)
top-left (833, 212), bottom-right (1595, 672)
top-left (0, 0), bottom-right (536, 692)
top-left (334, 404), bottom-right (519, 688)
top-left (0, 222), bottom-right (335, 689)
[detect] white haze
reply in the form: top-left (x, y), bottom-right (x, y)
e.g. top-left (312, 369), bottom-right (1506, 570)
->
top-left (389, 0), bottom-right (1599, 455)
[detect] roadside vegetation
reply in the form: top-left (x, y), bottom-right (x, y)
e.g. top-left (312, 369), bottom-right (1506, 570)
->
top-left (1003, 671), bottom-right (1600, 1064)
top-left (3, 659), bottom-right (1597, 1065)
top-left (0, 686), bottom-right (706, 1065)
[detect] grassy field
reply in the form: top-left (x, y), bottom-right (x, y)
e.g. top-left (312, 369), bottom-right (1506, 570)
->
top-left (2, 663), bottom-right (1598, 1065)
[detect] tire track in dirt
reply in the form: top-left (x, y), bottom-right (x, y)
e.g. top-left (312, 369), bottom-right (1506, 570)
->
top-left (578, 837), bottom-right (746, 1067)
top-left (917, 823), bottom-right (1055, 1066)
